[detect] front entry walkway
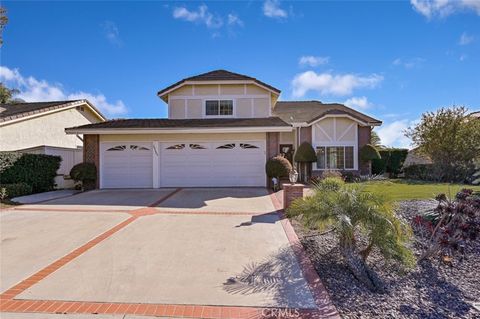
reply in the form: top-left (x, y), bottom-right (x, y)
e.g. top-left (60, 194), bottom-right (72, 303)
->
top-left (1, 188), bottom-right (338, 318)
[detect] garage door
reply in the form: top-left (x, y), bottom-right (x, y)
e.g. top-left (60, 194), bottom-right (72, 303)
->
top-left (160, 141), bottom-right (266, 187)
top-left (100, 142), bottom-right (153, 188)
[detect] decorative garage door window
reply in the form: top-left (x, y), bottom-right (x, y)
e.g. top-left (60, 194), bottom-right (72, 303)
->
top-left (189, 144), bottom-right (207, 150)
top-left (166, 144), bottom-right (185, 150)
top-left (240, 143), bottom-right (259, 149)
top-left (130, 145), bottom-right (150, 151)
top-left (216, 143), bottom-right (235, 149)
top-left (106, 145), bottom-right (127, 151)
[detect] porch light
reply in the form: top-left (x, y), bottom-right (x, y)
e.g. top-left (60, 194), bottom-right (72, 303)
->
top-left (289, 168), bottom-right (298, 184)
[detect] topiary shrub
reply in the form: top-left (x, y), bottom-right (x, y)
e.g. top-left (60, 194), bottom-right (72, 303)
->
top-left (293, 142), bottom-right (317, 162)
top-left (266, 156), bottom-right (292, 180)
top-left (360, 144), bottom-right (381, 162)
top-left (0, 152), bottom-right (61, 193)
top-left (0, 183), bottom-right (33, 199)
top-left (70, 162), bottom-right (97, 190)
top-left (294, 142), bottom-right (317, 182)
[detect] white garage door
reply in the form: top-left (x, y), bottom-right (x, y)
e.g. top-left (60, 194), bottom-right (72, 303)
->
top-left (160, 141), bottom-right (266, 187)
top-left (100, 142), bottom-right (153, 188)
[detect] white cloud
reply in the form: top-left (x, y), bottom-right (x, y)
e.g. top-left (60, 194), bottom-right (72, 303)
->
top-left (291, 71), bottom-right (383, 97)
top-left (173, 4), bottom-right (223, 28)
top-left (460, 53), bottom-right (468, 61)
top-left (344, 96), bottom-right (372, 110)
top-left (459, 32), bottom-right (474, 45)
top-left (0, 66), bottom-right (127, 117)
top-left (263, 0), bottom-right (288, 19)
top-left (392, 57), bottom-right (425, 69)
top-left (101, 21), bottom-right (122, 46)
top-left (228, 14), bottom-right (244, 27)
top-left (375, 120), bottom-right (415, 148)
top-left (411, 0), bottom-right (480, 19)
top-left (298, 56), bottom-right (329, 67)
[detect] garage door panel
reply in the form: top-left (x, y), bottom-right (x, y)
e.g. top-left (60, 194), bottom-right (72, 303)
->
top-left (160, 141), bottom-right (266, 187)
top-left (101, 143), bottom-right (153, 188)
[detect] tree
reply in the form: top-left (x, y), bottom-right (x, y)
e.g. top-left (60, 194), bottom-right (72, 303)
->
top-left (405, 106), bottom-right (480, 182)
top-left (0, 6), bottom-right (7, 46)
top-left (371, 131), bottom-right (382, 148)
top-left (293, 142), bottom-right (317, 182)
top-left (0, 83), bottom-right (20, 103)
top-left (287, 177), bottom-right (414, 292)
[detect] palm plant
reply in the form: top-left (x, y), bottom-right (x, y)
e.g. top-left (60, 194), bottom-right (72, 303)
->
top-left (287, 177), bottom-right (414, 292)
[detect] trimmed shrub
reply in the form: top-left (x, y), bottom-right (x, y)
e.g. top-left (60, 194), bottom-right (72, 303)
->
top-left (70, 162), bottom-right (97, 190)
top-left (404, 164), bottom-right (436, 181)
top-left (321, 170), bottom-right (343, 179)
top-left (0, 183), bottom-right (33, 199)
top-left (372, 148), bottom-right (409, 177)
top-left (293, 142), bottom-right (317, 162)
top-left (266, 156), bottom-right (292, 179)
top-left (360, 144), bottom-right (381, 162)
top-left (0, 152), bottom-right (61, 193)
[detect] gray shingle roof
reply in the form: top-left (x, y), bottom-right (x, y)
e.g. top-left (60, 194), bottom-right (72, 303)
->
top-left (66, 117), bottom-right (290, 131)
top-left (157, 69), bottom-right (281, 97)
top-left (273, 100), bottom-right (382, 125)
top-left (0, 100), bottom-right (106, 122)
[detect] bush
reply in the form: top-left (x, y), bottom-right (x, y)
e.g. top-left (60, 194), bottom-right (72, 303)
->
top-left (70, 162), bottom-right (97, 190)
top-left (321, 170), bottom-right (343, 179)
top-left (360, 144), bottom-right (381, 162)
top-left (0, 152), bottom-right (61, 193)
top-left (0, 183), bottom-right (33, 199)
top-left (266, 156), bottom-right (292, 179)
top-left (293, 142), bottom-right (317, 162)
top-left (372, 148), bottom-right (409, 177)
top-left (403, 164), bottom-right (436, 181)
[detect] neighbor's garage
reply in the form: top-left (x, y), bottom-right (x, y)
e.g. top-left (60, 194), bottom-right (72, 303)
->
top-left (99, 140), bottom-right (266, 188)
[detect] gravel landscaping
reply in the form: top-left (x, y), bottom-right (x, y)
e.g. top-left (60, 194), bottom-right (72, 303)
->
top-left (292, 199), bottom-right (480, 319)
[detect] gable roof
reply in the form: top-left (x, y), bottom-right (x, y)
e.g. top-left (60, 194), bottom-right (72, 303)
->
top-left (0, 100), bottom-right (106, 123)
top-left (66, 117), bottom-right (291, 134)
top-left (157, 69), bottom-right (281, 100)
top-left (273, 100), bottom-right (382, 126)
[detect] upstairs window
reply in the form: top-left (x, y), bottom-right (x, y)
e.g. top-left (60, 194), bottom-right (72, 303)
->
top-left (205, 100), bottom-right (233, 116)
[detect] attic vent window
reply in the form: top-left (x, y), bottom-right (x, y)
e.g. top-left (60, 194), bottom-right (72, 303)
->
top-left (206, 100), bottom-right (233, 116)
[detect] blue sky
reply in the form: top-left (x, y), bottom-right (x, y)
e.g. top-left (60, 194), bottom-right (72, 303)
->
top-left (1, 0), bottom-right (479, 148)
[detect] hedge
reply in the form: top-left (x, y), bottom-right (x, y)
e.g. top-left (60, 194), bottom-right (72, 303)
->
top-left (372, 148), bottom-right (409, 177)
top-left (403, 164), bottom-right (436, 181)
top-left (0, 183), bottom-right (33, 199)
top-left (0, 152), bottom-right (61, 193)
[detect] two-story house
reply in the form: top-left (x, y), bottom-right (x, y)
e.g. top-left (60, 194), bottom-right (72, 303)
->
top-left (66, 70), bottom-right (381, 188)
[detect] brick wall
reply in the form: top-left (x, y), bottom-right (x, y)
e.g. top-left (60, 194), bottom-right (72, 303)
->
top-left (83, 134), bottom-right (100, 188)
top-left (358, 126), bottom-right (372, 175)
top-left (266, 132), bottom-right (279, 160)
top-left (283, 184), bottom-right (304, 209)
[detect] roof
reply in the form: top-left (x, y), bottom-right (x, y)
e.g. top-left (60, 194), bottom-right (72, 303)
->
top-left (66, 117), bottom-right (291, 133)
top-left (470, 111), bottom-right (480, 118)
top-left (157, 69), bottom-right (281, 98)
top-left (273, 100), bottom-right (382, 126)
top-left (0, 100), bottom-right (106, 123)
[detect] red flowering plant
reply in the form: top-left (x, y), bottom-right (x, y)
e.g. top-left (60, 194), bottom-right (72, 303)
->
top-left (417, 189), bottom-right (480, 263)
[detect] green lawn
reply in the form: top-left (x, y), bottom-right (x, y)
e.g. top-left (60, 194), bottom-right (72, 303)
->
top-left (359, 179), bottom-right (480, 201)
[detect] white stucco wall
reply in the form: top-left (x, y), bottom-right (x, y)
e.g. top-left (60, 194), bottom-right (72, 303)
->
top-left (0, 107), bottom-right (101, 151)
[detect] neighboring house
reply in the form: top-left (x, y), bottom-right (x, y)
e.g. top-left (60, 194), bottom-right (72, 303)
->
top-left (66, 70), bottom-right (381, 189)
top-left (0, 100), bottom-right (106, 188)
top-left (470, 111), bottom-right (480, 119)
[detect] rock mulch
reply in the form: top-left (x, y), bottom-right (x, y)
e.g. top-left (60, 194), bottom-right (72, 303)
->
top-left (292, 200), bottom-right (480, 318)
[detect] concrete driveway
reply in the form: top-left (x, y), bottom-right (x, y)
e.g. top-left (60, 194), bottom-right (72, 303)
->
top-left (1, 188), bottom-right (337, 318)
